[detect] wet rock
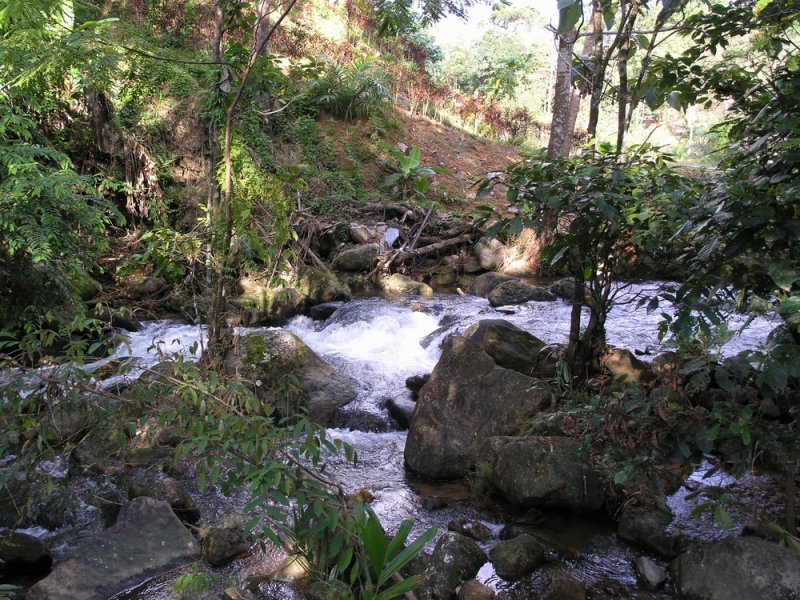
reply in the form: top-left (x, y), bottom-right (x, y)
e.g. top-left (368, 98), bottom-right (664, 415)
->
top-left (333, 407), bottom-right (394, 432)
top-left (405, 374), bottom-right (430, 399)
top-left (202, 527), bottom-right (250, 567)
top-left (125, 277), bottom-right (166, 299)
top-left (489, 534), bottom-right (545, 580)
top-left (422, 497), bottom-right (449, 511)
top-left (229, 331), bottom-right (358, 426)
top-left (671, 537), bottom-right (800, 600)
top-left (387, 396), bottom-right (416, 429)
top-left (469, 272), bottom-right (515, 298)
top-left (417, 532), bottom-right (487, 600)
top-left (601, 348), bottom-right (654, 385)
top-left (474, 237), bottom-right (506, 271)
top-left (296, 266), bottom-right (351, 305)
top-left (635, 556), bottom-right (666, 591)
top-left (488, 436), bottom-right (604, 512)
top-left (488, 280), bottom-right (557, 307)
top-left (548, 277), bottom-right (576, 300)
top-left (128, 472), bottom-right (201, 525)
top-left (457, 579), bottom-right (496, 599)
top-left (464, 319), bottom-right (549, 378)
top-left (332, 244), bottom-right (380, 272)
top-left (447, 519), bottom-right (492, 542)
top-left (27, 497), bottom-right (199, 600)
top-left (617, 504), bottom-right (683, 558)
top-left (405, 336), bottom-right (554, 479)
top-left (0, 531), bottom-right (52, 576)
top-left (381, 273), bottom-right (433, 296)
top-left (308, 301), bottom-right (343, 320)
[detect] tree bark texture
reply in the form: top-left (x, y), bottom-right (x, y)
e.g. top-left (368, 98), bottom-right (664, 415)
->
top-left (547, 29), bottom-right (578, 158)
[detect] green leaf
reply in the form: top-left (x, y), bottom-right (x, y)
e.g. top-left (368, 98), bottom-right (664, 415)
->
top-left (768, 260), bottom-right (798, 291)
top-left (714, 505), bottom-right (733, 530)
top-left (558, 1), bottom-right (581, 33)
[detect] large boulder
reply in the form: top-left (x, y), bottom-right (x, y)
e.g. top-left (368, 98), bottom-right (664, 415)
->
top-left (405, 336), bottom-right (554, 479)
top-left (0, 531), bottom-right (51, 577)
top-left (381, 273), bottom-right (433, 296)
top-left (617, 504), bottom-right (683, 558)
top-left (127, 472), bottom-right (201, 525)
top-left (489, 534), bottom-right (545, 580)
top-left (332, 244), bottom-right (380, 272)
top-left (228, 331), bottom-right (359, 426)
top-left (296, 266), bottom-right (351, 305)
top-left (469, 272), bottom-right (515, 298)
top-left (488, 280), bottom-right (556, 307)
top-left (487, 436), bottom-right (604, 512)
top-left (464, 320), bottom-right (551, 378)
top-left (671, 537), bottom-right (800, 600)
top-left (27, 497), bottom-right (199, 600)
top-left (417, 532), bottom-right (487, 600)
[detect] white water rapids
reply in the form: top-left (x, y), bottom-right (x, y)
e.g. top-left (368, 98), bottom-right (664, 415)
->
top-left (93, 285), bottom-right (779, 597)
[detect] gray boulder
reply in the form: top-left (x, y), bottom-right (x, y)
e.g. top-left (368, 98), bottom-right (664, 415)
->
top-left (229, 331), bottom-right (359, 426)
top-left (128, 472), bottom-right (200, 525)
top-left (635, 556), bottom-right (667, 591)
top-left (671, 537), bottom-right (800, 600)
top-left (417, 532), bottom-right (487, 600)
top-left (0, 531), bottom-right (51, 576)
top-left (296, 266), bottom-right (351, 305)
top-left (488, 280), bottom-right (556, 306)
top-left (332, 244), bottom-right (380, 272)
top-left (27, 497), bottom-right (199, 600)
top-left (548, 277), bottom-right (577, 300)
top-left (489, 534), bottom-right (545, 580)
top-left (457, 579), bottom-right (495, 599)
top-left (469, 272), bottom-right (515, 298)
top-left (381, 273), bottom-right (433, 296)
top-left (464, 319), bottom-right (551, 378)
top-left (488, 436), bottom-right (604, 512)
top-left (617, 504), bottom-right (683, 558)
top-left (202, 527), bottom-right (250, 567)
top-left (405, 336), bottom-right (554, 479)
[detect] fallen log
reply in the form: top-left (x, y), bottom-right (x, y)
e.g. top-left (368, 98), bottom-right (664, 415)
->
top-left (387, 233), bottom-right (476, 264)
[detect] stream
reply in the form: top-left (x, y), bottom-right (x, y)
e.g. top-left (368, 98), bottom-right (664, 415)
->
top-left (14, 284), bottom-right (783, 598)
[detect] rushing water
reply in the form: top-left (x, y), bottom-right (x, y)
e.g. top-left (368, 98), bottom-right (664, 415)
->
top-left (30, 285), bottom-right (781, 598)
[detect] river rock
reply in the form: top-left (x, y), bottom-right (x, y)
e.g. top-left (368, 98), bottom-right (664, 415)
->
top-left (617, 504), bottom-right (683, 558)
top-left (457, 579), bottom-right (496, 599)
top-left (387, 396), bottom-right (416, 429)
top-left (27, 497), bottom-right (199, 600)
top-left (296, 266), bottom-right (351, 305)
top-left (671, 537), bottom-right (800, 600)
top-left (447, 519), bottom-right (492, 542)
top-left (548, 277), bottom-right (577, 300)
top-left (0, 531), bottom-right (52, 576)
top-left (202, 527), bottom-right (250, 567)
top-left (474, 237), bottom-right (506, 271)
top-left (469, 272), bottom-right (515, 298)
top-left (464, 319), bottom-right (550, 378)
top-left (489, 534), bottom-right (545, 580)
top-left (635, 556), bottom-right (667, 591)
top-left (417, 532), bottom-right (487, 600)
top-left (405, 336), bottom-right (554, 479)
top-left (128, 472), bottom-right (200, 525)
top-left (229, 330), bottom-right (358, 426)
top-left (601, 348), bottom-right (653, 385)
top-left (309, 301), bottom-right (343, 320)
top-left (332, 244), bottom-right (380, 272)
top-left (125, 276), bottom-right (166, 299)
top-left (488, 279), bottom-right (557, 306)
top-left (405, 374), bottom-right (430, 399)
top-left (487, 436), bottom-right (604, 512)
top-left (381, 273), bottom-right (433, 296)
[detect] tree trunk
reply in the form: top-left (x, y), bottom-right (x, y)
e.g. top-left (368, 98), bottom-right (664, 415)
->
top-left (616, 0), bottom-right (641, 153)
top-left (547, 29), bottom-right (578, 158)
top-left (561, 11), bottom-right (597, 155)
top-left (586, 0), bottom-right (604, 138)
top-left (254, 0), bottom-right (272, 117)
